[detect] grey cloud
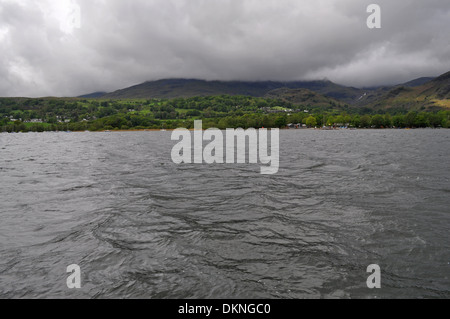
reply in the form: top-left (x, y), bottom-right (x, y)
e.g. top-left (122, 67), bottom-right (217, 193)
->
top-left (0, 0), bottom-right (449, 97)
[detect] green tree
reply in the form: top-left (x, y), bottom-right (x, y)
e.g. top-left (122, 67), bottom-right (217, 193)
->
top-left (351, 115), bottom-right (361, 128)
top-left (427, 113), bottom-right (442, 128)
top-left (335, 115), bottom-right (345, 125)
top-left (305, 116), bottom-right (317, 128)
top-left (371, 114), bottom-right (384, 128)
top-left (360, 115), bottom-right (371, 128)
top-left (405, 111), bottom-right (417, 128)
top-left (326, 116), bottom-right (335, 126)
top-left (274, 116), bottom-right (287, 128)
top-left (384, 114), bottom-right (392, 128)
top-left (392, 115), bottom-right (405, 128)
top-left (415, 113), bottom-right (427, 128)
top-left (344, 115), bottom-right (352, 125)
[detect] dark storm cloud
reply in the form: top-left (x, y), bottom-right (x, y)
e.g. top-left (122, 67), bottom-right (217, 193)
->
top-left (0, 0), bottom-right (449, 97)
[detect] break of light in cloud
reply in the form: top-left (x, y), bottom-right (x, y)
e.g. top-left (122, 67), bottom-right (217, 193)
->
top-left (0, 0), bottom-right (449, 97)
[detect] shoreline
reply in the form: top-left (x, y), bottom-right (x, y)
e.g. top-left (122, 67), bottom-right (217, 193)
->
top-left (1, 127), bottom-right (446, 134)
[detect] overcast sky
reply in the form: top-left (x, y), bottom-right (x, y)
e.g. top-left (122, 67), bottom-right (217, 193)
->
top-left (0, 0), bottom-right (449, 97)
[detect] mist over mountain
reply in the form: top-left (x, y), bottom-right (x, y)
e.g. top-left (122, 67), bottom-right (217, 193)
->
top-left (1, 1), bottom-right (449, 98)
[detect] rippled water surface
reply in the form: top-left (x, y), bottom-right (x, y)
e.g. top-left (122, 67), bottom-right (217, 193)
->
top-left (0, 129), bottom-right (449, 299)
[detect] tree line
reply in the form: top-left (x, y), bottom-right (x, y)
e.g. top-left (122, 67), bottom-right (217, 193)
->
top-left (0, 96), bottom-right (448, 132)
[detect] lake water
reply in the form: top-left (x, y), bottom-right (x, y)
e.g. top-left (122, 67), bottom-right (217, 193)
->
top-left (0, 129), bottom-right (449, 299)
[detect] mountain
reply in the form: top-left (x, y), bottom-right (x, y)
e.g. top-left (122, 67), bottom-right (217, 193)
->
top-left (400, 77), bottom-right (435, 88)
top-left (419, 71), bottom-right (450, 99)
top-left (78, 91), bottom-right (107, 98)
top-left (367, 71), bottom-right (450, 111)
top-left (80, 71), bottom-right (449, 111)
top-left (343, 77), bottom-right (435, 106)
top-left (100, 78), bottom-right (365, 104)
top-left (102, 79), bottom-right (278, 99)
